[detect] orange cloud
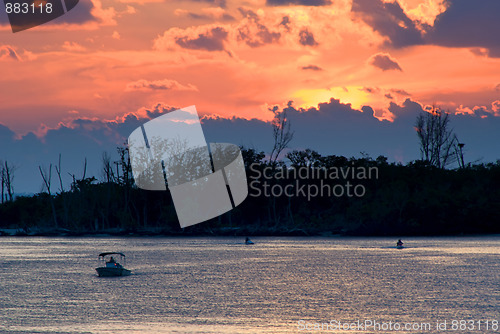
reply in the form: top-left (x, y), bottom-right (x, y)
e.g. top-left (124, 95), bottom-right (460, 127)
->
top-left (90, 0), bottom-right (118, 26)
top-left (154, 24), bottom-right (229, 52)
top-left (174, 7), bottom-right (235, 21)
top-left (397, 0), bottom-right (448, 26)
top-left (62, 41), bottom-right (87, 52)
top-left (492, 101), bottom-right (500, 116)
top-left (1, 0), bottom-right (500, 138)
top-left (456, 104), bottom-right (500, 118)
top-left (125, 79), bottom-right (198, 92)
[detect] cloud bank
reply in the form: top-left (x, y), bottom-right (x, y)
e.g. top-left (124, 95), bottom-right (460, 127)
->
top-left (2, 98), bottom-right (500, 194)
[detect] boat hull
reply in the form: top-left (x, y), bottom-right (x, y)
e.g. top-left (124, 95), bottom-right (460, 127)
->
top-left (96, 267), bottom-right (131, 277)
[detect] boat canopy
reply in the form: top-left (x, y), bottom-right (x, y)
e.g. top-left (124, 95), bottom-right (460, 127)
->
top-left (98, 252), bottom-right (126, 257)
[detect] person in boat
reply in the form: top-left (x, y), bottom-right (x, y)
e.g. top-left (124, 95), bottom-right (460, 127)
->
top-left (106, 256), bottom-right (122, 268)
top-left (245, 237), bottom-right (254, 245)
top-left (106, 256), bottom-right (115, 268)
top-left (397, 239), bottom-right (403, 247)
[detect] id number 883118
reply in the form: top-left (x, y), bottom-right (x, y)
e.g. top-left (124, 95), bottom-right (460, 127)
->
top-left (5, 2), bottom-right (53, 14)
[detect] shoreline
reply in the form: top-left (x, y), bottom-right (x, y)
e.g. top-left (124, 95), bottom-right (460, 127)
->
top-left (1, 228), bottom-right (498, 238)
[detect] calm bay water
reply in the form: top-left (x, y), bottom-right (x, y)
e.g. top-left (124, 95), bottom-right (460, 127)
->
top-left (0, 236), bottom-right (498, 333)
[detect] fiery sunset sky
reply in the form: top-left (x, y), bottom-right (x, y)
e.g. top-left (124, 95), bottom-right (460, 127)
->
top-left (1, 0), bottom-right (499, 193)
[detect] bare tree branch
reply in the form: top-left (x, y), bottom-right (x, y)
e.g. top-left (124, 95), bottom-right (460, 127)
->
top-left (269, 102), bottom-right (294, 166)
top-left (39, 164), bottom-right (53, 195)
top-left (39, 164), bottom-right (58, 228)
top-left (1, 161), bottom-right (17, 202)
top-left (55, 154), bottom-right (64, 193)
top-left (415, 106), bottom-right (459, 168)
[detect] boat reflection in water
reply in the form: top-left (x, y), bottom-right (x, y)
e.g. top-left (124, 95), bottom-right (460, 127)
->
top-left (95, 252), bottom-right (131, 277)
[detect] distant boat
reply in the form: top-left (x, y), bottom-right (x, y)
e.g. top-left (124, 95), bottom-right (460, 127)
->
top-left (95, 252), bottom-right (131, 277)
top-left (245, 237), bottom-right (254, 245)
top-left (396, 239), bottom-right (404, 249)
top-left (396, 245), bottom-right (404, 249)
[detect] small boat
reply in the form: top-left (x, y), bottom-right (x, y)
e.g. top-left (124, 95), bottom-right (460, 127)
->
top-left (95, 252), bottom-right (131, 277)
top-left (396, 245), bottom-right (404, 249)
top-left (245, 237), bottom-right (254, 245)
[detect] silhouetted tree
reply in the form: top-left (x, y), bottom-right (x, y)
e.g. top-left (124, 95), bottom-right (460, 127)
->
top-left (455, 142), bottom-right (466, 168)
top-left (415, 106), bottom-right (459, 168)
top-left (54, 154), bottom-right (70, 226)
top-left (287, 149), bottom-right (322, 168)
top-left (241, 147), bottom-right (265, 168)
top-left (269, 102), bottom-right (294, 166)
top-left (102, 152), bottom-right (116, 183)
top-left (1, 161), bottom-right (16, 203)
top-left (266, 103), bottom-right (294, 226)
top-left (39, 164), bottom-right (58, 228)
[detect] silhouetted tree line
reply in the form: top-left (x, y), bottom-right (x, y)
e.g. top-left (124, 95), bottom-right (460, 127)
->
top-left (0, 146), bottom-right (499, 236)
top-left (1, 106), bottom-right (498, 236)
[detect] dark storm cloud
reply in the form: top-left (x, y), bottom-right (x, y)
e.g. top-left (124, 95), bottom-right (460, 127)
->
top-left (286, 99), bottom-right (405, 158)
top-left (352, 0), bottom-right (424, 48)
top-left (267, 0), bottom-right (331, 6)
top-left (428, 0), bottom-right (500, 54)
top-left (352, 0), bottom-right (500, 57)
top-left (203, 99), bottom-right (409, 160)
top-left (369, 53), bottom-right (403, 71)
top-left (175, 27), bottom-right (228, 51)
top-left (299, 29), bottom-right (318, 46)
